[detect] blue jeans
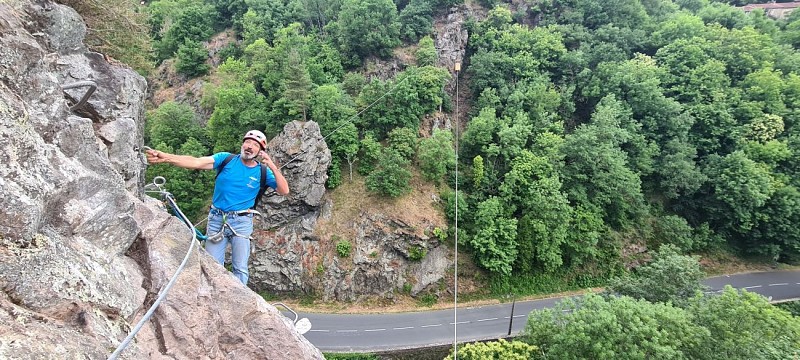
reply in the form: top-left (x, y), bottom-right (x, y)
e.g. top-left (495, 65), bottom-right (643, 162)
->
top-left (205, 210), bottom-right (253, 285)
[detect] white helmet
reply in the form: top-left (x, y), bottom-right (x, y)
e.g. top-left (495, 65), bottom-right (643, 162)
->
top-left (243, 130), bottom-right (267, 150)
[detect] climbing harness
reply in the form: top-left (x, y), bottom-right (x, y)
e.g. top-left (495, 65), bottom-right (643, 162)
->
top-left (108, 176), bottom-right (201, 360)
top-left (205, 208), bottom-right (262, 244)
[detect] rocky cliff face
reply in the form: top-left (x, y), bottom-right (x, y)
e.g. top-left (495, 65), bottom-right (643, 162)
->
top-left (0, 1), bottom-right (322, 359)
top-left (244, 121), bottom-right (451, 302)
top-left (243, 5), bottom-right (479, 303)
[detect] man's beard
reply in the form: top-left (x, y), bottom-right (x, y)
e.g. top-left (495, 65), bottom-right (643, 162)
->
top-left (241, 147), bottom-right (258, 161)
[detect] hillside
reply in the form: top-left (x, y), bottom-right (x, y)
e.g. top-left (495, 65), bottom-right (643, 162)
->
top-left (68, 0), bottom-right (800, 307)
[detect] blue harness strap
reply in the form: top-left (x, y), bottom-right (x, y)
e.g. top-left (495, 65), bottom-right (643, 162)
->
top-left (167, 203), bottom-right (208, 241)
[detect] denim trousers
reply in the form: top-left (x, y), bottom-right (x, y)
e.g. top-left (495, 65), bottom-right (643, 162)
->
top-left (206, 210), bottom-right (253, 285)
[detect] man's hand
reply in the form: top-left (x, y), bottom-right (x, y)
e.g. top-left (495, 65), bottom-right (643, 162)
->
top-left (146, 149), bottom-right (168, 164)
top-left (259, 150), bottom-right (289, 195)
top-left (259, 150), bottom-right (277, 168)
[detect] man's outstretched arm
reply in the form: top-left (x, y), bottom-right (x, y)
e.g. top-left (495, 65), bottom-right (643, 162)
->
top-left (146, 149), bottom-right (215, 170)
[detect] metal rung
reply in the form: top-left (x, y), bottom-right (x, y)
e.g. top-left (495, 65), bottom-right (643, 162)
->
top-left (62, 80), bottom-right (97, 111)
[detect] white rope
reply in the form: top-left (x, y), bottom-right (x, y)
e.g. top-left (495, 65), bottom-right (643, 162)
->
top-left (453, 64), bottom-right (460, 360)
top-left (108, 179), bottom-right (199, 360)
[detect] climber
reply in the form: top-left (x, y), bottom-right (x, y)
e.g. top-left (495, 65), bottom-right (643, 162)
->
top-left (145, 130), bottom-right (289, 285)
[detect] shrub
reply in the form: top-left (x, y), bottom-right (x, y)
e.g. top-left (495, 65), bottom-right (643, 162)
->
top-left (408, 245), bottom-right (427, 261)
top-left (176, 39), bottom-right (210, 77)
top-left (336, 239), bottom-right (353, 258)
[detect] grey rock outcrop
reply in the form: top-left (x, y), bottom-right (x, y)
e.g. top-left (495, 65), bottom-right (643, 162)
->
top-left (247, 121), bottom-right (450, 301)
top-left (0, 1), bottom-right (322, 359)
top-left (249, 121), bottom-right (331, 293)
top-left (321, 213), bottom-right (449, 301)
top-left (435, 8), bottom-right (470, 79)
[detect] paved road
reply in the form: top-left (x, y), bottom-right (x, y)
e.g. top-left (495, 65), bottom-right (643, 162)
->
top-left (299, 269), bottom-right (800, 352)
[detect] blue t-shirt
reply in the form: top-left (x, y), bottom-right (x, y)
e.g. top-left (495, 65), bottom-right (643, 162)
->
top-left (211, 153), bottom-right (278, 211)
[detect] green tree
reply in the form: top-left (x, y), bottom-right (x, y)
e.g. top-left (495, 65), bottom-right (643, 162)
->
top-left (203, 59), bottom-right (271, 152)
top-left (310, 85), bottom-right (357, 130)
top-left (241, 8), bottom-right (269, 45)
top-left (443, 189), bottom-right (468, 225)
top-left (299, 0), bottom-right (343, 34)
top-left (564, 204), bottom-right (606, 267)
top-left (306, 39), bottom-right (345, 85)
top-left (700, 151), bottom-right (775, 237)
top-left (656, 139), bottom-right (707, 199)
top-left (472, 155), bottom-right (484, 189)
top-left (279, 47), bottom-right (314, 121)
top-left (417, 128), bottom-right (455, 185)
top-left (607, 245), bottom-right (706, 306)
top-left (443, 339), bottom-right (539, 360)
top-left (560, 97), bottom-right (645, 229)
top-left (460, 107), bottom-right (500, 160)
top-left (652, 214), bottom-right (696, 250)
top-left (697, 2), bottom-right (747, 30)
top-left (399, 0), bottom-right (433, 41)
top-left (387, 127), bottom-right (418, 160)
top-left (415, 35), bottom-right (437, 67)
top-left (146, 101), bottom-right (205, 150)
top-left (358, 133), bottom-right (382, 176)
top-left (240, 0), bottom-right (306, 45)
top-left (705, 24), bottom-right (777, 82)
top-left (468, 22), bottom-right (566, 97)
top-left (686, 287), bottom-right (800, 359)
top-left (499, 150), bottom-right (571, 273)
top-left (333, 0), bottom-right (401, 65)
top-left (175, 39), bottom-right (210, 77)
top-left (469, 197), bottom-right (518, 276)
top-left (208, 0), bottom-right (247, 29)
top-left (326, 120), bottom-right (359, 182)
top-left (153, 2), bottom-right (216, 62)
top-left (310, 85), bottom-right (359, 181)
top-left (365, 148), bottom-right (412, 197)
top-left (747, 185), bottom-right (800, 263)
top-left (342, 72), bottom-right (366, 96)
top-left (358, 66), bottom-right (449, 138)
top-left (524, 293), bottom-right (706, 359)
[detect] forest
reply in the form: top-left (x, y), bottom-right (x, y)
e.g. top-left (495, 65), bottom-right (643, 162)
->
top-left (120, 0), bottom-right (800, 292)
top-left (68, 0), bottom-right (800, 357)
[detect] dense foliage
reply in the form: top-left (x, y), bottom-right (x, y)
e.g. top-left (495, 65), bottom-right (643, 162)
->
top-left (455, 0), bottom-right (800, 293)
top-left (606, 244), bottom-right (707, 306)
top-left (443, 339), bottom-right (539, 360)
top-left (140, 0), bottom-right (800, 298)
top-left (523, 288), bottom-right (800, 359)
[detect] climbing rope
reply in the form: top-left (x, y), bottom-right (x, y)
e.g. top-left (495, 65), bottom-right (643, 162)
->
top-left (453, 62), bottom-right (461, 359)
top-left (107, 176), bottom-right (200, 360)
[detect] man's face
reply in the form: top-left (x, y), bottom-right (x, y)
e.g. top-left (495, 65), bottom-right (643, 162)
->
top-left (241, 139), bottom-right (261, 160)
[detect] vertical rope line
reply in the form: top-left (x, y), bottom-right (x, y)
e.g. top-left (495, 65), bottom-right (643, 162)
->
top-left (108, 191), bottom-right (198, 360)
top-left (453, 64), bottom-right (460, 360)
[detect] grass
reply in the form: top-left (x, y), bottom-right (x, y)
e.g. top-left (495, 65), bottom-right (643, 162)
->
top-left (323, 353), bottom-right (379, 360)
